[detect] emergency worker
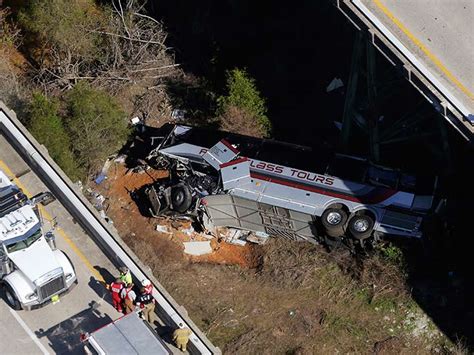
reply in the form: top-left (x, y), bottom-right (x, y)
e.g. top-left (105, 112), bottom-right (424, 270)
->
top-left (135, 287), bottom-right (156, 324)
top-left (120, 283), bottom-right (136, 314)
top-left (141, 278), bottom-right (153, 295)
top-left (173, 323), bottom-right (192, 352)
top-left (109, 278), bottom-right (124, 312)
top-left (119, 266), bottom-right (132, 286)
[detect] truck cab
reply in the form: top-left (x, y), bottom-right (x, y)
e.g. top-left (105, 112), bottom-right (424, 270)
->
top-left (0, 193), bottom-right (77, 310)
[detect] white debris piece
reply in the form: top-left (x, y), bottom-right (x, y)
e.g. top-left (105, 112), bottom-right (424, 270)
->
top-left (228, 238), bottom-right (247, 246)
top-left (171, 109), bottom-right (187, 121)
top-left (156, 225), bottom-right (171, 234)
top-left (246, 231), bottom-right (270, 245)
top-left (326, 77), bottom-right (344, 92)
top-left (183, 241), bottom-right (212, 256)
top-left (130, 116), bottom-right (141, 125)
top-left (182, 226), bottom-right (195, 236)
top-left (114, 155), bottom-right (127, 164)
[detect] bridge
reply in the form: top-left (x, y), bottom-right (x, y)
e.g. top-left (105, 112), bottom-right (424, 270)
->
top-left (336, 0), bottom-right (473, 142)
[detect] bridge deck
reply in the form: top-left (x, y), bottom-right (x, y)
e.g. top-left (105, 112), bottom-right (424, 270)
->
top-left (337, 0), bottom-right (474, 140)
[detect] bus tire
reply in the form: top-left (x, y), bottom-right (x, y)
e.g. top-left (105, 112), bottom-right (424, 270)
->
top-left (348, 214), bottom-right (374, 240)
top-left (321, 208), bottom-right (347, 238)
top-left (170, 184), bottom-right (192, 213)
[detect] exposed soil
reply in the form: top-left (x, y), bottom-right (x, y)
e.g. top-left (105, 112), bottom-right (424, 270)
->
top-left (96, 164), bottom-right (261, 269)
top-left (95, 162), bottom-right (455, 354)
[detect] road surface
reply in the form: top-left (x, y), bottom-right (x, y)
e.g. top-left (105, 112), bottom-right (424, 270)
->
top-left (0, 134), bottom-right (177, 354)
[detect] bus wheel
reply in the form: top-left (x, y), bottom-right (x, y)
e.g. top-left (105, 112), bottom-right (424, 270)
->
top-left (321, 208), bottom-right (347, 237)
top-left (348, 214), bottom-right (374, 240)
top-left (170, 184), bottom-right (192, 213)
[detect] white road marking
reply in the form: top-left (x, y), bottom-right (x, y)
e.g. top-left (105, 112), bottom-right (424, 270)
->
top-left (9, 309), bottom-right (50, 355)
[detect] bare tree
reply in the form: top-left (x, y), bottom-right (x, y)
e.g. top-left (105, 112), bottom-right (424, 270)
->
top-left (26, 0), bottom-right (179, 92)
top-left (91, 0), bottom-right (180, 89)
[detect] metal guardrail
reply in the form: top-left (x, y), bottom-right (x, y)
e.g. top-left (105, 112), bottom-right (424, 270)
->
top-left (335, 0), bottom-right (474, 142)
top-left (0, 102), bottom-right (220, 355)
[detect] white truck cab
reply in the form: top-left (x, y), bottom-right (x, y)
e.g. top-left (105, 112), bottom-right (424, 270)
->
top-left (0, 200), bottom-right (77, 310)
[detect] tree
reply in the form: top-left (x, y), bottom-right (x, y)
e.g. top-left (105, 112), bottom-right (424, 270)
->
top-left (17, 0), bottom-right (178, 91)
top-left (217, 68), bottom-right (271, 137)
top-left (18, 0), bottom-right (101, 65)
top-left (27, 93), bottom-right (81, 179)
top-left (66, 82), bottom-right (130, 174)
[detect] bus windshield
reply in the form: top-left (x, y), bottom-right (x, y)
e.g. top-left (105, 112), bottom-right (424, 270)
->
top-left (5, 229), bottom-right (42, 253)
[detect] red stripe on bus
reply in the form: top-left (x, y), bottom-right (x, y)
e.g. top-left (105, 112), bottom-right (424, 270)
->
top-left (250, 172), bottom-right (396, 205)
top-left (220, 139), bottom-right (240, 154)
top-left (220, 157), bottom-right (248, 168)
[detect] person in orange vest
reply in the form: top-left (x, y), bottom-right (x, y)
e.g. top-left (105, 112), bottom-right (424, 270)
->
top-left (120, 283), bottom-right (136, 314)
top-left (141, 278), bottom-right (153, 295)
top-left (109, 278), bottom-right (124, 313)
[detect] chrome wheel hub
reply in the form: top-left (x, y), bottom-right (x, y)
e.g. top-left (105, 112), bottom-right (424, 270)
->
top-left (327, 212), bottom-right (342, 225)
top-left (353, 219), bottom-right (369, 232)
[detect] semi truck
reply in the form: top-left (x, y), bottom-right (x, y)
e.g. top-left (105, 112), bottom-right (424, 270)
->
top-left (0, 169), bottom-right (77, 310)
top-left (143, 124), bottom-right (439, 248)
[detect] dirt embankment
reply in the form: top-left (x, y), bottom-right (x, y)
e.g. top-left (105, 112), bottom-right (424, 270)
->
top-left (96, 163), bottom-right (455, 354)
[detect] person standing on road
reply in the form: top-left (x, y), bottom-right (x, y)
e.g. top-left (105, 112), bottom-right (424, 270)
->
top-left (119, 266), bottom-right (132, 286)
top-left (109, 278), bottom-right (124, 313)
top-left (135, 287), bottom-right (156, 324)
top-left (173, 323), bottom-right (192, 352)
top-left (120, 283), bottom-right (136, 314)
top-left (141, 278), bottom-right (153, 295)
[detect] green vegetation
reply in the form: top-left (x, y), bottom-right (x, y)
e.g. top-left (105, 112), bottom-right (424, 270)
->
top-left (25, 85), bottom-right (129, 180)
top-left (27, 93), bottom-right (80, 179)
top-left (18, 0), bottom-right (100, 59)
top-left (380, 243), bottom-right (405, 268)
top-left (218, 68), bottom-right (271, 137)
top-left (66, 82), bottom-right (129, 174)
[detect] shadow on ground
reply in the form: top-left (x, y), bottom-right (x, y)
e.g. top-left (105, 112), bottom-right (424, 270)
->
top-left (35, 303), bottom-right (113, 354)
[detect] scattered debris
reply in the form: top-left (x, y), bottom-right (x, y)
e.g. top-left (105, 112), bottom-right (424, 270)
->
top-left (95, 174), bottom-right (107, 185)
top-left (130, 116), bottom-right (141, 125)
top-left (182, 225), bottom-right (195, 237)
top-left (114, 155), bottom-right (127, 164)
top-left (326, 77), bottom-right (344, 92)
top-left (99, 210), bottom-right (113, 224)
top-left (183, 241), bottom-right (212, 256)
top-left (156, 225), bottom-right (172, 234)
top-left (171, 109), bottom-right (187, 121)
top-left (246, 231), bottom-right (270, 245)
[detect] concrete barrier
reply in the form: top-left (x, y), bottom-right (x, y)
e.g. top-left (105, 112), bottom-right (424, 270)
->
top-left (0, 102), bottom-right (220, 355)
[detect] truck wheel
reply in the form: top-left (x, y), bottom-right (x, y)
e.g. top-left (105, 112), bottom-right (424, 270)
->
top-left (321, 208), bottom-right (347, 238)
top-left (170, 184), bottom-right (192, 213)
top-left (348, 214), bottom-right (374, 240)
top-left (4, 284), bottom-right (22, 310)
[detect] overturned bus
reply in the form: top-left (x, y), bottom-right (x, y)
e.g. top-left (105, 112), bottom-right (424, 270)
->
top-left (143, 124), bottom-right (440, 247)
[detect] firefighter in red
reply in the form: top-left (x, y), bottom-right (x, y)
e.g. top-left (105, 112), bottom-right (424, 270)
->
top-left (109, 278), bottom-right (124, 312)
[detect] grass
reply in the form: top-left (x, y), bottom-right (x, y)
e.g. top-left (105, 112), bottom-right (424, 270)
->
top-left (123, 224), bottom-right (454, 354)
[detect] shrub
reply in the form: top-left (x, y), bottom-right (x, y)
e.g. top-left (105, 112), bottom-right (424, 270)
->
top-left (27, 93), bottom-right (82, 179)
top-left (66, 82), bottom-right (130, 174)
top-left (18, 0), bottom-right (100, 60)
top-left (217, 68), bottom-right (271, 137)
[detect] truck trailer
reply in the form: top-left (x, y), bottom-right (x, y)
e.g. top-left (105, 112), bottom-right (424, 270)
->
top-left (143, 124), bottom-right (439, 248)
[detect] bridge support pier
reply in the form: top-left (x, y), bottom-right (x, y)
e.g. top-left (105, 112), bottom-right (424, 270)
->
top-left (340, 33), bottom-right (451, 173)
